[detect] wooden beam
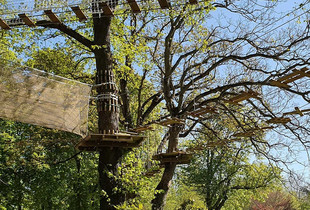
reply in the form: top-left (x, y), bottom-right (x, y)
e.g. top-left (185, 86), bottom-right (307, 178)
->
top-left (127, 0), bottom-right (141, 13)
top-left (18, 14), bottom-right (36, 27)
top-left (99, 2), bottom-right (114, 16)
top-left (158, 0), bottom-right (171, 9)
top-left (266, 117), bottom-right (291, 124)
top-left (0, 18), bottom-right (10, 30)
top-left (189, 0), bottom-right (198, 4)
top-left (71, 6), bottom-right (87, 22)
top-left (269, 80), bottom-right (291, 88)
top-left (44, 10), bottom-right (61, 23)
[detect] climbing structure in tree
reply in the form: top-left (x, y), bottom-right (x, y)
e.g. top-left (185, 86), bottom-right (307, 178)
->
top-left (0, 61), bottom-right (92, 137)
top-left (0, 0), bottom-right (200, 29)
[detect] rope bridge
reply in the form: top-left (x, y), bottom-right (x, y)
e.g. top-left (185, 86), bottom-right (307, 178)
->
top-left (0, 0), bottom-right (201, 29)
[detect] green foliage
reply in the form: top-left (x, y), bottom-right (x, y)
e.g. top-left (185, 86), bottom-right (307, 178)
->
top-left (165, 184), bottom-right (207, 210)
top-left (180, 130), bottom-right (281, 210)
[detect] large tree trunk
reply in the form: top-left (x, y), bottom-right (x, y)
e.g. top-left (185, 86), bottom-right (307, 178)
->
top-left (93, 6), bottom-right (127, 210)
top-left (151, 126), bottom-right (183, 209)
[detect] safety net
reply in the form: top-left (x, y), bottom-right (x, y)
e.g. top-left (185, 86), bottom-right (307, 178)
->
top-left (0, 61), bottom-right (91, 137)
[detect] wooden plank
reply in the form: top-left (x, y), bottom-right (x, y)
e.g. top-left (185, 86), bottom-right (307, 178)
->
top-left (189, 0), bottom-right (198, 4)
top-left (44, 10), bottom-right (61, 23)
top-left (158, 0), bottom-right (171, 9)
top-left (71, 6), bottom-right (87, 22)
top-left (293, 68), bottom-right (310, 75)
top-left (266, 117), bottom-right (291, 124)
top-left (127, 0), bottom-right (141, 13)
top-left (278, 70), bottom-right (299, 82)
top-left (229, 91), bottom-right (259, 103)
top-left (249, 126), bottom-right (274, 131)
top-left (0, 18), bottom-right (10, 30)
top-left (76, 140), bottom-right (142, 150)
top-left (18, 14), bottom-right (36, 27)
top-left (232, 131), bottom-right (255, 137)
top-left (283, 74), bottom-right (304, 84)
top-left (99, 2), bottom-right (114, 16)
top-left (269, 80), bottom-right (291, 88)
top-left (189, 106), bottom-right (217, 116)
top-left (157, 118), bottom-right (185, 126)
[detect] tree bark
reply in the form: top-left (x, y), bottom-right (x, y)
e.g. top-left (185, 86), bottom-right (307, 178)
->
top-left (151, 163), bottom-right (177, 210)
top-left (151, 126), bottom-right (183, 209)
top-left (92, 5), bottom-right (128, 209)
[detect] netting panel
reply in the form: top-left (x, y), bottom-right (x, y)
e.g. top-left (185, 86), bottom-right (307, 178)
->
top-left (0, 63), bottom-right (91, 137)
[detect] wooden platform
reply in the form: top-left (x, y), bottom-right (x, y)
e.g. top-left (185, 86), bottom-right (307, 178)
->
top-left (130, 125), bottom-right (154, 133)
top-left (76, 133), bottom-right (146, 151)
top-left (156, 118), bottom-right (185, 126)
top-left (187, 139), bottom-right (242, 151)
top-left (233, 131), bottom-right (255, 137)
top-left (283, 107), bottom-right (310, 116)
top-left (224, 91), bottom-right (260, 104)
top-left (144, 168), bottom-right (162, 177)
top-left (266, 117), bottom-right (291, 124)
top-left (270, 67), bottom-right (310, 88)
top-left (187, 106), bottom-right (217, 118)
top-left (152, 151), bottom-right (192, 164)
top-left (248, 126), bottom-right (274, 131)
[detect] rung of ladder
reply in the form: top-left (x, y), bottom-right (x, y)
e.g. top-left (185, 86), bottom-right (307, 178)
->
top-left (71, 6), bottom-right (87, 22)
top-left (0, 18), bottom-right (10, 30)
top-left (18, 14), bottom-right (36, 27)
top-left (99, 2), bottom-right (114, 16)
top-left (158, 0), bottom-right (171, 9)
top-left (127, 0), bottom-right (141, 13)
top-left (44, 10), bottom-right (61, 23)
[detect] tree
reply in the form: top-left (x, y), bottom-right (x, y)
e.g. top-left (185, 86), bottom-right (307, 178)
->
top-left (2, 0), bottom-right (310, 209)
top-left (181, 136), bottom-right (280, 210)
top-left (135, 1), bottom-right (310, 208)
top-left (248, 191), bottom-right (298, 210)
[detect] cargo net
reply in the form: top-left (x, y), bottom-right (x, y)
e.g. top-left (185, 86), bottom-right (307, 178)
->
top-left (0, 61), bottom-right (91, 137)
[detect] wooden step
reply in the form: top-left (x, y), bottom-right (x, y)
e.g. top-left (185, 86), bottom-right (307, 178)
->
top-left (153, 151), bottom-right (192, 164)
top-left (44, 10), bottom-right (61, 23)
top-left (76, 133), bottom-right (146, 151)
top-left (18, 14), bottom-right (36, 27)
top-left (99, 2), bottom-right (114, 16)
top-left (156, 118), bottom-right (185, 126)
top-left (232, 131), bottom-right (255, 137)
top-left (189, 0), bottom-right (198, 4)
top-left (127, 0), bottom-right (141, 13)
top-left (0, 18), bottom-right (10, 30)
top-left (158, 0), bottom-right (171, 9)
top-left (266, 117), bottom-right (291, 124)
top-left (71, 6), bottom-right (87, 22)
